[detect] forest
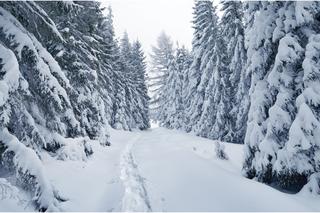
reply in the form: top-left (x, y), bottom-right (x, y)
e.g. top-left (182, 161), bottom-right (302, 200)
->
top-left (0, 1), bottom-right (319, 212)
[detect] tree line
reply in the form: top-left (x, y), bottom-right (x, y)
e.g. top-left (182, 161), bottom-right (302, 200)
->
top-left (0, 1), bottom-right (149, 210)
top-left (150, 0), bottom-right (320, 194)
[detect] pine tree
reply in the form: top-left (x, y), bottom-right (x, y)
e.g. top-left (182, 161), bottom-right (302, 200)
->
top-left (0, 2), bottom-right (151, 209)
top-left (120, 32), bottom-right (137, 130)
top-left (273, 2), bottom-right (320, 191)
top-left (159, 46), bottom-right (190, 129)
top-left (210, 32), bottom-right (232, 141)
top-left (0, 2), bottom-right (77, 209)
top-left (95, 5), bottom-right (116, 127)
top-left (242, 2), bottom-right (279, 180)
top-left (113, 85), bottom-right (130, 130)
top-left (220, 1), bottom-right (248, 144)
top-left (243, 2), bottom-right (320, 191)
top-left (149, 32), bottom-right (174, 120)
top-left (111, 39), bottom-right (129, 130)
top-left (131, 40), bottom-right (150, 130)
top-left (39, 1), bottom-right (110, 142)
top-left (258, 2), bottom-right (304, 184)
top-left (185, 0), bottom-right (219, 133)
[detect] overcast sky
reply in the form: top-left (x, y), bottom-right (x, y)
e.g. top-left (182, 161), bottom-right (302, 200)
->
top-left (101, 0), bottom-right (195, 57)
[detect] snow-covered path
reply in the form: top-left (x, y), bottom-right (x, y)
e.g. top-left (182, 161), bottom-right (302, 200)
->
top-left (120, 133), bottom-right (152, 212)
top-left (2, 127), bottom-right (319, 211)
top-left (127, 128), bottom-right (320, 212)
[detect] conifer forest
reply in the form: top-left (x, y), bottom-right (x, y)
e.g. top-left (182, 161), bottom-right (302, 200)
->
top-left (0, 1), bottom-right (319, 212)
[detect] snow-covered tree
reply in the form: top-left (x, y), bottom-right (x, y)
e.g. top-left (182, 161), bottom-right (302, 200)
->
top-left (112, 32), bottom-right (150, 130)
top-left (38, 1), bottom-right (110, 142)
top-left (0, 2), bottom-right (77, 209)
top-left (0, 2), bottom-right (151, 210)
top-left (149, 32), bottom-right (174, 120)
top-left (242, 2), bottom-right (279, 180)
top-left (110, 39), bottom-right (128, 130)
top-left (119, 32), bottom-right (137, 130)
top-left (273, 2), bottom-right (320, 190)
top-left (185, 0), bottom-right (219, 133)
top-left (113, 85), bottom-right (130, 130)
top-left (131, 40), bottom-right (150, 130)
top-left (259, 11), bottom-right (304, 183)
top-left (159, 46), bottom-right (190, 129)
top-left (210, 35), bottom-right (232, 142)
top-left (243, 1), bottom-right (320, 191)
top-left (220, 1), bottom-right (248, 144)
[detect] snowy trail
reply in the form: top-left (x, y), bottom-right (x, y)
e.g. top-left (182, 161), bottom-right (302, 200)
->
top-left (119, 134), bottom-right (152, 212)
top-left (4, 127), bottom-right (319, 212)
top-left (130, 128), bottom-right (320, 212)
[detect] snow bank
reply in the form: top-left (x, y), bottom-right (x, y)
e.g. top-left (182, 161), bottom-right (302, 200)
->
top-left (36, 126), bottom-right (93, 161)
top-left (57, 137), bottom-right (93, 161)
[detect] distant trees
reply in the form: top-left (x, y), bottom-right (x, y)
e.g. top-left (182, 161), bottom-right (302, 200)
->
top-left (158, 46), bottom-right (191, 129)
top-left (111, 32), bottom-right (150, 131)
top-left (149, 32), bottom-right (174, 120)
top-left (153, 0), bottom-right (247, 143)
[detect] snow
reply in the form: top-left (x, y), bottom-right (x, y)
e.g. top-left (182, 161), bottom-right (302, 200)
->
top-left (0, 178), bottom-right (34, 211)
top-left (0, 44), bottom-right (20, 107)
top-left (0, 128), bottom-right (60, 211)
top-left (0, 7), bottom-right (71, 109)
top-left (120, 134), bottom-right (152, 211)
top-left (301, 173), bottom-right (320, 196)
top-left (56, 137), bottom-right (92, 162)
top-left (23, 1), bottom-right (64, 42)
top-left (2, 127), bottom-right (319, 211)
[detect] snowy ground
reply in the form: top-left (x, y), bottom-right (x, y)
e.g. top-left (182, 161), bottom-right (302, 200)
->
top-left (1, 127), bottom-right (320, 211)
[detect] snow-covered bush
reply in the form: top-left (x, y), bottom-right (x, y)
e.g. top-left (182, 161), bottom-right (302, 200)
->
top-left (214, 142), bottom-right (228, 160)
top-left (57, 137), bottom-right (93, 161)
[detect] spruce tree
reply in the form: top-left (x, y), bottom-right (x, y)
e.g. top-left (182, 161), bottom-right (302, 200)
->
top-left (159, 46), bottom-right (190, 129)
top-left (111, 39), bottom-right (129, 130)
top-left (0, 2), bottom-right (77, 209)
top-left (242, 2), bottom-right (278, 180)
top-left (120, 32), bottom-right (136, 130)
top-left (243, 2), bottom-right (320, 191)
top-left (39, 1), bottom-right (110, 142)
top-left (185, 0), bottom-right (219, 133)
top-left (210, 33), bottom-right (232, 141)
top-left (273, 2), bottom-right (320, 190)
top-left (0, 2), bottom-right (151, 210)
top-left (149, 32), bottom-right (174, 120)
top-left (220, 1), bottom-right (248, 144)
top-left (131, 40), bottom-right (150, 130)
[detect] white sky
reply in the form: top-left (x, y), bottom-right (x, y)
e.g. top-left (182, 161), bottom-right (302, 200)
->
top-left (101, 0), bottom-right (195, 57)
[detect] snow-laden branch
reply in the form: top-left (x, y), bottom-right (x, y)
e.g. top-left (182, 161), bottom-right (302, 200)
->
top-left (0, 128), bottom-right (64, 211)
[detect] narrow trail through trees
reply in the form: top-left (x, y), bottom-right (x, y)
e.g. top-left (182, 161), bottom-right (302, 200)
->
top-left (119, 134), bottom-right (152, 212)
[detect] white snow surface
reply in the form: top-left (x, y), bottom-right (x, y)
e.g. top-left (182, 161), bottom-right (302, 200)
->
top-left (1, 127), bottom-right (319, 211)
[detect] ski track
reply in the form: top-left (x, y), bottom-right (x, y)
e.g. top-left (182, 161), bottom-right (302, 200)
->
top-left (119, 134), bottom-right (152, 212)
